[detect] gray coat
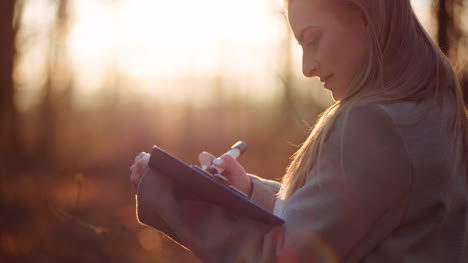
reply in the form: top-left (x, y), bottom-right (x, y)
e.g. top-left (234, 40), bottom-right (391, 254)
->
top-left (136, 100), bottom-right (468, 263)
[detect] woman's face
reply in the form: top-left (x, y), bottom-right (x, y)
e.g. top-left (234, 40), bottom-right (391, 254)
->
top-left (288, 0), bottom-right (369, 100)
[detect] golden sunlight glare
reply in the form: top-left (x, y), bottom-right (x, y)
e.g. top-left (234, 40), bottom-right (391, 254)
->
top-left (17, 0), bottom-right (435, 109)
top-left (67, 0), bottom-right (285, 102)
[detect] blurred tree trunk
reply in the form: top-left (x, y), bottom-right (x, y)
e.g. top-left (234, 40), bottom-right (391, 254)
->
top-left (38, 0), bottom-right (70, 165)
top-left (434, 0), bottom-right (467, 104)
top-left (435, 0), bottom-right (463, 57)
top-left (0, 0), bottom-right (21, 179)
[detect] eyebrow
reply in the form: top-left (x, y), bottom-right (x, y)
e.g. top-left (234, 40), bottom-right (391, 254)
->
top-left (297, 26), bottom-right (319, 45)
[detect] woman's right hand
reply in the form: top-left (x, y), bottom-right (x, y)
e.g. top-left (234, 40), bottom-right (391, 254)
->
top-left (199, 151), bottom-right (253, 197)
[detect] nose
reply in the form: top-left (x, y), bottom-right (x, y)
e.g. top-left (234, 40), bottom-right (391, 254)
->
top-left (302, 56), bottom-right (319, 78)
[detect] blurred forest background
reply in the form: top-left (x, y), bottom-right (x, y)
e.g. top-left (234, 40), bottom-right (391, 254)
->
top-left (0, 0), bottom-right (467, 262)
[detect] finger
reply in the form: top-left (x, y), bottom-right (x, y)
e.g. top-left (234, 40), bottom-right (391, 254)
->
top-left (214, 154), bottom-right (246, 178)
top-left (134, 152), bottom-right (148, 162)
top-left (135, 153), bottom-right (150, 166)
top-left (130, 174), bottom-right (137, 185)
top-left (131, 160), bottom-right (143, 174)
top-left (137, 154), bottom-right (150, 166)
top-left (130, 171), bottom-right (140, 185)
top-left (130, 154), bottom-right (150, 183)
top-left (198, 151), bottom-right (216, 169)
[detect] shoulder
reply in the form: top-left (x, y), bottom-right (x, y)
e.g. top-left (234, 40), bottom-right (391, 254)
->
top-left (325, 102), bottom-right (412, 179)
top-left (330, 100), bottom-right (437, 142)
top-left (332, 103), bottom-right (400, 144)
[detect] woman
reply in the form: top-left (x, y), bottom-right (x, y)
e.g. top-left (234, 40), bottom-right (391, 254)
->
top-left (130, 0), bottom-right (468, 262)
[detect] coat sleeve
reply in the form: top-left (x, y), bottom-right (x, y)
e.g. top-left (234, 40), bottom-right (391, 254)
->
top-left (248, 174), bottom-right (281, 212)
top-left (136, 104), bottom-right (412, 263)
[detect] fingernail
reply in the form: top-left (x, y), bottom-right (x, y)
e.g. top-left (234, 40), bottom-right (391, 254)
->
top-left (202, 165), bottom-right (207, 170)
top-left (213, 158), bottom-right (224, 165)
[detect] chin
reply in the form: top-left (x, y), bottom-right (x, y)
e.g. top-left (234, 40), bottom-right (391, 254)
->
top-left (328, 86), bottom-right (345, 101)
top-left (330, 91), bottom-right (343, 101)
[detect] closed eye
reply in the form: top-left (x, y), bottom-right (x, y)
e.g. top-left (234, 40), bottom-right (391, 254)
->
top-left (296, 35), bottom-right (321, 48)
top-left (305, 34), bottom-right (321, 47)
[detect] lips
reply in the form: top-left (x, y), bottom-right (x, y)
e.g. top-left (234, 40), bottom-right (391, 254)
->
top-left (322, 75), bottom-right (333, 89)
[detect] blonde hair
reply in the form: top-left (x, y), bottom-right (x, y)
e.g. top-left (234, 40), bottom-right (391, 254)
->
top-left (278, 0), bottom-right (468, 199)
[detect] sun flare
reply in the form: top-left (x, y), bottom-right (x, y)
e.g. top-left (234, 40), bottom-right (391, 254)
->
top-left (67, 0), bottom-right (285, 97)
top-left (18, 0), bottom-right (435, 107)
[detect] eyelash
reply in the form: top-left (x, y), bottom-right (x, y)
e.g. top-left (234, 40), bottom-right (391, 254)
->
top-left (297, 34), bottom-right (321, 49)
top-left (305, 35), bottom-right (321, 47)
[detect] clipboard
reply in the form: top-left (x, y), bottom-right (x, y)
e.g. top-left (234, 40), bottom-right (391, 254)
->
top-left (148, 146), bottom-right (285, 226)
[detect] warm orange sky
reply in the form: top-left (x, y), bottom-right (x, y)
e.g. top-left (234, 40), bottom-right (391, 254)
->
top-left (15, 0), bottom-right (437, 109)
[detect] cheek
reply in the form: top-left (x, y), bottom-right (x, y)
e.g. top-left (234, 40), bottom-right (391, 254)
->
top-left (322, 30), bottom-right (367, 85)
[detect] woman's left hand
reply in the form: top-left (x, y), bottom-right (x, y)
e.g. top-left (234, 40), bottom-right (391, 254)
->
top-left (130, 152), bottom-right (151, 188)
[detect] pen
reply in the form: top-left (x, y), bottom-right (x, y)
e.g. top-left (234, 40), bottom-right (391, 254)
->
top-left (204, 141), bottom-right (248, 176)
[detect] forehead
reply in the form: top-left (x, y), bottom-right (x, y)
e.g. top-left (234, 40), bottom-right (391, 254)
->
top-left (287, 0), bottom-right (336, 37)
top-left (287, 0), bottom-right (335, 22)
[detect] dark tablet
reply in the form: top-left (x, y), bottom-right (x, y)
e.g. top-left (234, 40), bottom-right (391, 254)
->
top-left (148, 146), bottom-right (284, 226)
